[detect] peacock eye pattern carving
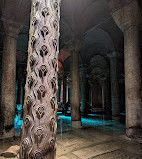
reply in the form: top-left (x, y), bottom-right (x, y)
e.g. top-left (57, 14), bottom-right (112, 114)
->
top-left (33, 1), bottom-right (39, 12)
top-left (34, 126), bottom-right (44, 144)
top-left (51, 77), bottom-right (57, 93)
top-left (32, 17), bottom-right (38, 27)
top-left (41, 26), bottom-right (49, 40)
top-left (53, 20), bottom-right (58, 31)
top-left (52, 58), bottom-right (58, 72)
top-left (36, 105), bottom-right (45, 119)
top-left (20, 0), bottom-right (60, 158)
top-left (24, 115), bottom-right (32, 130)
top-left (31, 151), bottom-right (43, 159)
top-left (42, 7), bottom-right (50, 18)
top-left (31, 36), bottom-right (36, 49)
top-left (29, 55), bottom-right (37, 71)
top-left (26, 96), bottom-right (33, 112)
top-left (50, 97), bottom-right (56, 111)
top-left (39, 65), bottom-right (47, 81)
top-left (54, 2), bottom-right (58, 14)
top-left (28, 76), bottom-right (35, 89)
top-left (37, 85), bottom-right (46, 102)
top-left (53, 39), bottom-right (58, 51)
top-left (40, 45), bottom-right (48, 59)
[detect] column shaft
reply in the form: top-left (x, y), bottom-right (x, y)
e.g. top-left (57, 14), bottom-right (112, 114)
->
top-left (110, 55), bottom-right (120, 121)
top-left (71, 48), bottom-right (81, 127)
top-left (124, 25), bottom-right (142, 137)
top-left (81, 68), bottom-right (87, 116)
top-left (63, 75), bottom-right (67, 105)
top-left (1, 34), bottom-right (17, 138)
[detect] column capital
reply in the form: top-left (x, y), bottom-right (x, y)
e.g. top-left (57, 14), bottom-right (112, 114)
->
top-left (72, 37), bottom-right (83, 52)
top-left (80, 64), bottom-right (88, 73)
top-left (2, 17), bottom-right (22, 39)
top-left (107, 51), bottom-right (121, 58)
top-left (108, 0), bottom-right (141, 31)
top-left (63, 71), bottom-right (69, 77)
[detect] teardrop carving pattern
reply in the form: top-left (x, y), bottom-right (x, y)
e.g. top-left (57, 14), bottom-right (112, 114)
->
top-left (53, 39), bottom-right (57, 51)
top-left (39, 65), bottom-right (47, 81)
top-left (33, 1), bottom-right (39, 12)
top-left (50, 97), bottom-right (56, 110)
top-left (51, 77), bottom-right (57, 93)
top-left (28, 76), bottom-right (35, 89)
top-left (49, 138), bottom-right (55, 150)
top-left (32, 17), bottom-right (38, 27)
top-left (20, 0), bottom-right (60, 157)
top-left (40, 45), bottom-right (48, 60)
top-left (26, 96), bottom-right (33, 112)
top-left (52, 58), bottom-right (57, 72)
top-left (41, 26), bottom-right (49, 40)
top-left (34, 126), bottom-right (44, 144)
top-left (31, 151), bottom-right (43, 159)
top-left (42, 7), bottom-right (49, 18)
top-left (24, 115), bottom-right (32, 130)
top-left (29, 54), bottom-right (38, 71)
top-left (37, 85), bottom-right (46, 102)
top-left (36, 105), bottom-right (45, 119)
top-left (50, 118), bottom-right (56, 133)
top-left (54, 2), bottom-right (58, 14)
top-left (31, 36), bottom-right (36, 49)
top-left (20, 138), bottom-right (30, 159)
top-left (53, 20), bottom-right (58, 31)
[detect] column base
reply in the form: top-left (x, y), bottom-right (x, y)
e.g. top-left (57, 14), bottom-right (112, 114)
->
top-left (81, 112), bottom-right (88, 117)
top-left (0, 128), bottom-right (15, 139)
top-left (126, 127), bottom-right (142, 139)
top-left (112, 115), bottom-right (120, 122)
top-left (71, 121), bottom-right (82, 128)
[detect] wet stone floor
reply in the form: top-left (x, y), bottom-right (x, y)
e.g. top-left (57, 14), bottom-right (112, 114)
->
top-left (0, 114), bottom-right (142, 159)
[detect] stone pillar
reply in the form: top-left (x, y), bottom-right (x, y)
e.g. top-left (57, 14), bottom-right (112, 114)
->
top-left (109, 0), bottom-right (142, 138)
top-left (66, 84), bottom-right (69, 103)
top-left (71, 40), bottom-right (82, 127)
top-left (63, 73), bottom-right (67, 105)
top-left (108, 52), bottom-right (120, 121)
top-left (58, 78), bottom-right (62, 103)
top-left (60, 79), bottom-right (63, 103)
top-left (89, 81), bottom-right (93, 108)
top-left (80, 65), bottom-right (87, 116)
top-left (0, 19), bottom-right (21, 138)
top-left (105, 78), bottom-right (112, 116)
top-left (100, 78), bottom-right (105, 111)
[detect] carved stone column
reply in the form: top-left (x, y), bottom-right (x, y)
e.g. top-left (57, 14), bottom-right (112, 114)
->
top-left (80, 65), bottom-right (87, 116)
top-left (109, 0), bottom-right (142, 138)
top-left (19, 0), bottom-right (60, 158)
top-left (108, 52), bottom-right (120, 121)
top-left (71, 39), bottom-right (82, 128)
top-left (0, 19), bottom-right (21, 138)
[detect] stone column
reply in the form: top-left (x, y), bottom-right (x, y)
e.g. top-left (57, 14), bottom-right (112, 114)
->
top-left (71, 40), bottom-right (82, 127)
top-left (105, 78), bottom-right (112, 116)
top-left (108, 52), bottom-right (120, 121)
top-left (100, 78), bottom-right (105, 111)
top-left (66, 84), bottom-right (69, 103)
top-left (89, 81), bottom-right (93, 108)
top-left (109, 0), bottom-right (142, 138)
top-left (0, 19), bottom-right (21, 138)
top-left (80, 65), bottom-right (87, 116)
top-left (58, 78), bottom-right (62, 103)
top-left (63, 73), bottom-right (67, 105)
